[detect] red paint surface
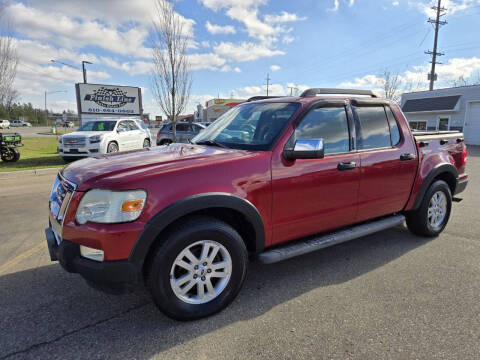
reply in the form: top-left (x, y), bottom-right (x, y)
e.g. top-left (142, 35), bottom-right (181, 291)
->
top-left (58, 97), bottom-right (467, 260)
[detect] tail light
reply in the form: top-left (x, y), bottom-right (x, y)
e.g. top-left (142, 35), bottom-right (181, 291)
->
top-left (462, 145), bottom-right (467, 166)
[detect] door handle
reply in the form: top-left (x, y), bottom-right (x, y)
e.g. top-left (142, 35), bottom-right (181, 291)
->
top-left (400, 153), bottom-right (415, 161)
top-left (337, 161), bottom-right (357, 171)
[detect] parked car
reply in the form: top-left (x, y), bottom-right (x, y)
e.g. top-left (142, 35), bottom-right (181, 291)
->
top-left (0, 120), bottom-right (10, 129)
top-left (156, 122), bottom-right (205, 145)
top-left (58, 119), bottom-right (152, 161)
top-left (62, 121), bottom-right (75, 128)
top-left (46, 88), bottom-right (468, 321)
top-left (10, 120), bottom-right (31, 127)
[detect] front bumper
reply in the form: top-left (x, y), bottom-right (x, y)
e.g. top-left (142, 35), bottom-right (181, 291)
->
top-left (45, 227), bottom-right (140, 293)
top-left (58, 145), bottom-right (101, 157)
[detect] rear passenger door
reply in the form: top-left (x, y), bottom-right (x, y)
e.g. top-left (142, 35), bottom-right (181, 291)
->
top-left (353, 104), bottom-right (417, 222)
top-left (126, 120), bottom-right (143, 149)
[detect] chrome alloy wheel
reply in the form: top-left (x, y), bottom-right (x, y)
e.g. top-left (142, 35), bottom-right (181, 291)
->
top-left (170, 240), bottom-right (232, 305)
top-left (428, 191), bottom-right (447, 229)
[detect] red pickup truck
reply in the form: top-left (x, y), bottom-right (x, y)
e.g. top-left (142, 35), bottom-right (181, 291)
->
top-left (46, 88), bottom-right (468, 320)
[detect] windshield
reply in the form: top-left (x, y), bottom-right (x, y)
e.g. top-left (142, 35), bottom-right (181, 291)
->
top-left (192, 102), bottom-right (300, 150)
top-left (77, 121), bottom-right (117, 131)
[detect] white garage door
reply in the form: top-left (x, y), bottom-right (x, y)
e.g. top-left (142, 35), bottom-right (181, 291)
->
top-left (465, 102), bottom-right (480, 145)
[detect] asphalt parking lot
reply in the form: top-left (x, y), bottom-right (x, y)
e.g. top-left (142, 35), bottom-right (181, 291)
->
top-left (0, 147), bottom-right (479, 360)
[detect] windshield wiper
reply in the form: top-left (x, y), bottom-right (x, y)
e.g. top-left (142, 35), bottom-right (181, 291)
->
top-left (193, 140), bottom-right (229, 149)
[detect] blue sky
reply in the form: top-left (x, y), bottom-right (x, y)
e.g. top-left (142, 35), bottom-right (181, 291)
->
top-left (2, 0), bottom-right (480, 116)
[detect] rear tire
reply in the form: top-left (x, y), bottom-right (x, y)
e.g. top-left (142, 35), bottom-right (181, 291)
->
top-left (406, 180), bottom-right (452, 237)
top-left (159, 139), bottom-right (172, 146)
top-left (146, 217), bottom-right (248, 321)
top-left (1, 148), bottom-right (20, 162)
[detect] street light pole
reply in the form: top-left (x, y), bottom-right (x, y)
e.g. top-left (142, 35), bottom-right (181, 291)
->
top-left (50, 59), bottom-right (92, 83)
top-left (82, 61), bottom-right (92, 83)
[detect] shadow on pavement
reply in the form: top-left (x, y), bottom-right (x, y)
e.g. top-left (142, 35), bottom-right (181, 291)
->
top-left (0, 225), bottom-right (433, 359)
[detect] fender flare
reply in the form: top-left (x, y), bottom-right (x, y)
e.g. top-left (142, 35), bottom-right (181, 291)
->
top-left (411, 163), bottom-right (458, 210)
top-left (129, 193), bottom-right (266, 268)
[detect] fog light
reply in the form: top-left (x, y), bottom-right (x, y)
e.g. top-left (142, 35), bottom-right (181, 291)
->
top-left (80, 245), bottom-right (104, 262)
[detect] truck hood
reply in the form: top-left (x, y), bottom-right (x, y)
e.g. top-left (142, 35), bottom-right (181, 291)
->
top-left (61, 144), bottom-right (256, 190)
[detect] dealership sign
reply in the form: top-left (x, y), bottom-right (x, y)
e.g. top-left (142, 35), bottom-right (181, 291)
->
top-left (76, 83), bottom-right (142, 115)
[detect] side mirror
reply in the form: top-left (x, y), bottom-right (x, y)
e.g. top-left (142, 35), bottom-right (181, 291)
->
top-left (284, 138), bottom-right (325, 160)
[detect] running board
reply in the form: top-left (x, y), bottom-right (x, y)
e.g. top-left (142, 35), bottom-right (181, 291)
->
top-left (257, 214), bottom-right (405, 264)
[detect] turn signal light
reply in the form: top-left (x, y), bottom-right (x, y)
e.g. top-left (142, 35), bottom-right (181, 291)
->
top-left (122, 200), bottom-right (144, 212)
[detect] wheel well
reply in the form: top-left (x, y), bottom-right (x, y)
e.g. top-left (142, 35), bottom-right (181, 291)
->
top-left (433, 171), bottom-right (456, 195)
top-left (141, 207), bottom-right (257, 276)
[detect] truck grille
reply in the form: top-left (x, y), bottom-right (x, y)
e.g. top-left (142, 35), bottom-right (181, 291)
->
top-left (63, 136), bottom-right (86, 147)
top-left (49, 174), bottom-right (76, 222)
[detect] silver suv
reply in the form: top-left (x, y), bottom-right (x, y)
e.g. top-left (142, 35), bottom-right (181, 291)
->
top-left (156, 122), bottom-right (205, 145)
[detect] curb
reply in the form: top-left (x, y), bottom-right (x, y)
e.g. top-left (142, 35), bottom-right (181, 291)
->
top-left (0, 167), bottom-right (62, 179)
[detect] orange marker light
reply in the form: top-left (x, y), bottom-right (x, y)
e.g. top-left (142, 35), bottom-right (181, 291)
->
top-left (121, 200), bottom-right (144, 212)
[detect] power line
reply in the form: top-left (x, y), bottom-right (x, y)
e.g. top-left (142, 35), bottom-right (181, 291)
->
top-left (425, 0), bottom-right (447, 90)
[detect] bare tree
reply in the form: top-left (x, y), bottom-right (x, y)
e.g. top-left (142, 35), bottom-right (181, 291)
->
top-left (151, 0), bottom-right (192, 142)
top-left (0, 4), bottom-right (19, 107)
top-left (449, 72), bottom-right (480, 87)
top-left (380, 70), bottom-right (401, 103)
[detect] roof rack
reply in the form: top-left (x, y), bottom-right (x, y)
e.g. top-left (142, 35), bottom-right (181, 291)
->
top-left (300, 88), bottom-right (378, 98)
top-left (246, 96), bottom-right (284, 102)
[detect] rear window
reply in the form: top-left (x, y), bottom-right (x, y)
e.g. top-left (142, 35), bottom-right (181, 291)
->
top-left (354, 106), bottom-right (391, 150)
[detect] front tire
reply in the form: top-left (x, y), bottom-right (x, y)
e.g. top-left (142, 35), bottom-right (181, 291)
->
top-left (406, 180), bottom-right (452, 237)
top-left (143, 139), bottom-right (151, 148)
top-left (146, 217), bottom-right (248, 320)
top-left (107, 141), bottom-right (119, 153)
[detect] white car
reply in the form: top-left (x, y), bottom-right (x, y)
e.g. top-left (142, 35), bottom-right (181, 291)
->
top-left (0, 120), bottom-right (10, 129)
top-left (10, 120), bottom-right (31, 127)
top-left (58, 119), bottom-right (152, 160)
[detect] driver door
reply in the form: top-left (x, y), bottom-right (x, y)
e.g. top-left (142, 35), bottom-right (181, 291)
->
top-left (116, 121), bottom-right (131, 150)
top-left (271, 104), bottom-right (360, 245)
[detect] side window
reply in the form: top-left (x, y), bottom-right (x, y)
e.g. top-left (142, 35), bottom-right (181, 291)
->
top-left (355, 106), bottom-right (391, 150)
top-left (176, 123), bottom-right (188, 132)
top-left (385, 106), bottom-right (401, 146)
top-left (127, 121), bottom-right (139, 131)
top-left (294, 107), bottom-right (350, 155)
top-left (117, 121), bottom-right (128, 132)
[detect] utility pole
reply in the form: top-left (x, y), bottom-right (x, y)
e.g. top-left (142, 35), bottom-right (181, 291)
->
top-left (288, 85), bottom-right (298, 96)
top-left (265, 73), bottom-right (271, 96)
top-left (425, 0), bottom-right (447, 91)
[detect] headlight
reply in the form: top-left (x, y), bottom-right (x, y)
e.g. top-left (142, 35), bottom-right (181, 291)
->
top-left (89, 135), bottom-right (103, 144)
top-left (76, 189), bottom-right (147, 224)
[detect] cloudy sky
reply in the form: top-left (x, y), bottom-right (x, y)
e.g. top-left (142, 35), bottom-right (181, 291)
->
top-left (1, 0), bottom-right (480, 116)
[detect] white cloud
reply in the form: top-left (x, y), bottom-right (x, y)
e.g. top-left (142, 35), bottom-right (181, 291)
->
top-left (270, 65), bottom-right (281, 72)
top-left (5, 3), bottom-right (152, 58)
top-left (282, 35), bottom-right (295, 44)
top-left (392, 1), bottom-right (400, 6)
top-left (214, 42), bottom-right (285, 62)
top-left (199, 0), bottom-right (300, 45)
top-left (205, 21), bottom-right (236, 34)
top-left (414, 0), bottom-right (480, 16)
top-left (329, 0), bottom-right (356, 11)
top-left (264, 11), bottom-right (306, 23)
top-left (201, 41), bottom-right (211, 48)
top-left (234, 67), bottom-right (241, 73)
top-left (187, 53), bottom-right (227, 71)
top-left (338, 57), bottom-right (480, 93)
